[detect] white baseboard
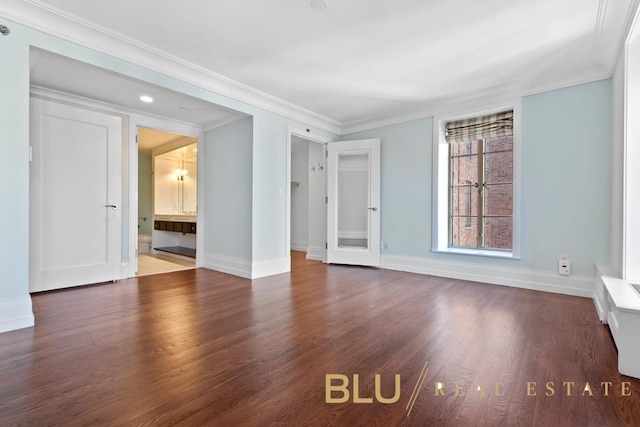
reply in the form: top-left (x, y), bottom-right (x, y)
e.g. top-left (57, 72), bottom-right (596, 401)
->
top-left (251, 257), bottom-right (289, 279)
top-left (0, 295), bottom-right (34, 334)
top-left (381, 255), bottom-right (594, 298)
top-left (122, 261), bottom-right (133, 279)
top-left (306, 246), bottom-right (324, 261)
top-left (291, 242), bottom-right (308, 252)
top-left (202, 253), bottom-right (290, 279)
top-left (202, 253), bottom-right (252, 279)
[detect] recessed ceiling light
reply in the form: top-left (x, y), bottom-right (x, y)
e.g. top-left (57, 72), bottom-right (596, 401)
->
top-left (139, 95), bottom-right (154, 103)
top-left (310, 0), bottom-right (328, 12)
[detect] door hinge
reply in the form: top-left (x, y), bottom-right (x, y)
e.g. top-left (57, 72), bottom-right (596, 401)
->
top-left (326, 196), bottom-right (328, 203)
top-left (326, 242), bottom-right (328, 249)
top-left (29, 146), bottom-right (33, 162)
top-left (325, 150), bottom-right (328, 158)
top-left (135, 135), bottom-right (138, 143)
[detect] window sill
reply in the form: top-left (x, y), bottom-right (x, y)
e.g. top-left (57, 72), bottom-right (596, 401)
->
top-left (432, 247), bottom-right (520, 260)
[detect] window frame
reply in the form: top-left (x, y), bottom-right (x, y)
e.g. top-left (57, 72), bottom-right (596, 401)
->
top-left (432, 101), bottom-right (521, 259)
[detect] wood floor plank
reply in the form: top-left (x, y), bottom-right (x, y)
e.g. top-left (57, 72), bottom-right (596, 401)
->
top-left (0, 251), bottom-right (638, 426)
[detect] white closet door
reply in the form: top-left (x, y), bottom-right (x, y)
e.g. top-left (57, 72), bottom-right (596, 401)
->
top-left (327, 138), bottom-right (381, 267)
top-left (30, 98), bottom-right (122, 292)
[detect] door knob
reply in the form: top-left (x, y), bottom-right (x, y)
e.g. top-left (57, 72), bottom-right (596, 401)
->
top-left (105, 204), bottom-right (119, 210)
top-left (368, 207), bottom-right (378, 212)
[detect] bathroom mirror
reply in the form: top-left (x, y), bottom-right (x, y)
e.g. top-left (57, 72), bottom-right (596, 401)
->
top-left (154, 142), bottom-right (197, 215)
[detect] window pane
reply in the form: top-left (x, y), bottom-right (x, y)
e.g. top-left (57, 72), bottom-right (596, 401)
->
top-left (451, 154), bottom-right (478, 186)
top-left (451, 216), bottom-right (478, 248)
top-left (484, 151), bottom-right (513, 183)
top-left (484, 184), bottom-right (513, 216)
top-left (451, 185), bottom-right (478, 216)
top-left (451, 139), bottom-right (480, 157)
top-left (484, 217), bottom-right (513, 250)
top-left (485, 135), bottom-right (513, 153)
top-left (337, 152), bottom-right (369, 249)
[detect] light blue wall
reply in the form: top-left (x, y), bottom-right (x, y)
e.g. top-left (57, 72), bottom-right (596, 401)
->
top-left (520, 80), bottom-right (611, 274)
top-left (252, 112), bottom-right (288, 262)
top-left (205, 117), bottom-right (253, 260)
top-left (345, 80), bottom-right (612, 276)
top-left (0, 23), bottom-right (30, 300)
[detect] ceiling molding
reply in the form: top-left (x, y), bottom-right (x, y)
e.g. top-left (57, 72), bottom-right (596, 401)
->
top-left (603, 0), bottom-right (640, 74)
top-left (341, 68), bottom-right (612, 136)
top-left (0, 0), bottom-right (342, 135)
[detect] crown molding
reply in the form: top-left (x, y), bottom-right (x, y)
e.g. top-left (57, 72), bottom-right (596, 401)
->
top-left (0, 0), bottom-right (342, 135)
top-left (340, 67), bottom-right (612, 135)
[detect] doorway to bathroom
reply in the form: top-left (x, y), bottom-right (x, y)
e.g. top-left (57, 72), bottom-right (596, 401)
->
top-left (136, 126), bottom-right (198, 276)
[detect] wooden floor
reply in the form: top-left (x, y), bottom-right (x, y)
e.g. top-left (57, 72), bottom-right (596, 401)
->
top-left (1, 251), bottom-right (638, 426)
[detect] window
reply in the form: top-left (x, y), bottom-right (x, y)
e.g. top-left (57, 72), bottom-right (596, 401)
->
top-left (433, 107), bottom-right (519, 258)
top-left (450, 136), bottom-right (513, 250)
top-left (464, 180), bottom-right (472, 229)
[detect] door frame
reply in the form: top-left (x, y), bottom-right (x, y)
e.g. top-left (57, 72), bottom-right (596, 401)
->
top-left (127, 116), bottom-right (205, 277)
top-left (286, 127), bottom-right (331, 269)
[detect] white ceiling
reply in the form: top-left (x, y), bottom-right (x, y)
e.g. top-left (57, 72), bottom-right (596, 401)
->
top-left (10, 0), bottom-right (640, 133)
top-left (137, 127), bottom-right (197, 155)
top-left (30, 49), bottom-right (243, 129)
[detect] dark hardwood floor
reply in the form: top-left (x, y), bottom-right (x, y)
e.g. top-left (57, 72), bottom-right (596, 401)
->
top-left (1, 251), bottom-right (638, 426)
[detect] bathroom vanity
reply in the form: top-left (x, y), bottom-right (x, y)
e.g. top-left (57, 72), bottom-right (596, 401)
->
top-left (153, 217), bottom-right (197, 259)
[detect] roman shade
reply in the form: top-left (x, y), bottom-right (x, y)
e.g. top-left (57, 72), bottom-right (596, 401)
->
top-left (445, 110), bottom-right (513, 144)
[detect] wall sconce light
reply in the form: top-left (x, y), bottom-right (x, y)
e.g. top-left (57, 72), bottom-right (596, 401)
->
top-left (175, 168), bottom-right (188, 181)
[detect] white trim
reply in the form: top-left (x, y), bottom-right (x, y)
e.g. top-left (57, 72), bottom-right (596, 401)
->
top-left (0, 295), bottom-right (34, 334)
top-left (381, 255), bottom-right (594, 298)
top-left (291, 242), bottom-right (308, 252)
top-left (306, 246), bottom-right (325, 261)
top-left (121, 262), bottom-right (130, 278)
top-left (203, 253), bottom-right (289, 280)
top-left (432, 247), bottom-right (520, 259)
top-left (203, 253), bottom-right (252, 279)
top-left (251, 258), bottom-right (289, 279)
top-left (2, 1), bottom-right (341, 135)
top-left (432, 99), bottom-right (522, 259)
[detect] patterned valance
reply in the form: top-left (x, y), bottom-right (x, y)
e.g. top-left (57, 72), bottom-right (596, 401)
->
top-left (445, 110), bottom-right (513, 144)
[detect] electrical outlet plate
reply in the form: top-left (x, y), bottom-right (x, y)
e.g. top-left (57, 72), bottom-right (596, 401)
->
top-left (558, 256), bottom-right (570, 276)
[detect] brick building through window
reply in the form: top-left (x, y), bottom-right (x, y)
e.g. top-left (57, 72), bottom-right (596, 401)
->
top-left (447, 112), bottom-right (513, 250)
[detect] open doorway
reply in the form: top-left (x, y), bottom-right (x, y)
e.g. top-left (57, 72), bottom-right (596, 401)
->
top-left (136, 127), bottom-right (198, 276)
top-left (288, 131), bottom-right (328, 267)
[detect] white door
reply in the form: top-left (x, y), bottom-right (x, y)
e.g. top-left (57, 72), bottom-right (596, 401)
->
top-left (30, 98), bottom-right (122, 292)
top-left (327, 138), bottom-right (381, 267)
